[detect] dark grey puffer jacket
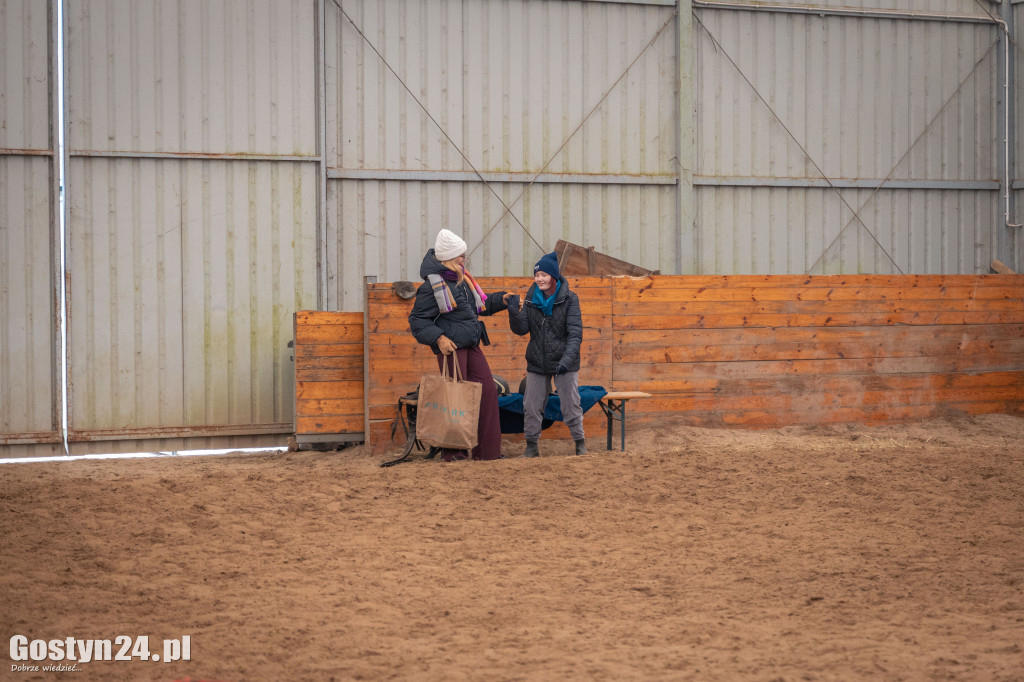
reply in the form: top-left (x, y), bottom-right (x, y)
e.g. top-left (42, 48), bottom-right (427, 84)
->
top-left (408, 249), bottom-right (508, 355)
top-left (508, 276), bottom-right (582, 375)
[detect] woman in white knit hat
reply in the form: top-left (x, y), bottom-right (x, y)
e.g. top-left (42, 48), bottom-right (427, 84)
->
top-left (408, 229), bottom-right (513, 461)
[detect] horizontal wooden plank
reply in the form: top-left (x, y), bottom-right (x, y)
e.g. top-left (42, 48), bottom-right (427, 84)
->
top-left (612, 382), bottom-right (1024, 415)
top-left (613, 355), bottom-right (1024, 381)
top-left (295, 397), bottom-right (365, 416)
top-left (295, 310), bottom-right (364, 325)
top-left (363, 332), bottom-right (539, 347)
top-left (366, 338), bottom-right (609, 361)
top-left (365, 303), bottom-right (612, 325)
top-left (614, 284), bottom-right (1024, 304)
top-left (616, 324), bottom-right (1024, 347)
top-left (613, 311), bottom-right (1024, 330)
top-left (368, 276), bottom-right (613, 290)
top-left (368, 313), bottom-right (613, 333)
top-left (616, 335), bottom-right (1024, 364)
top-left (295, 323), bottom-right (364, 344)
top-left (616, 400), bottom-right (1022, 430)
top-left (295, 414), bottom-right (363, 435)
top-left (367, 284), bottom-right (614, 305)
top-left (294, 355), bottom-right (364, 372)
top-left (294, 343), bottom-right (363, 358)
top-left (611, 298), bottom-right (1024, 315)
top-left (296, 381), bottom-right (365, 400)
top-left (604, 370), bottom-right (1024, 401)
top-left (610, 274), bottom-right (1024, 292)
top-left (296, 368), bottom-right (364, 382)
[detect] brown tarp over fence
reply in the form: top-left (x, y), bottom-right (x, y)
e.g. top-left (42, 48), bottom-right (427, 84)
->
top-left (295, 275), bottom-right (1024, 454)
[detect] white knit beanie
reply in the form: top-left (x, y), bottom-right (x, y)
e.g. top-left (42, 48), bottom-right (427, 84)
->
top-left (434, 229), bottom-right (467, 261)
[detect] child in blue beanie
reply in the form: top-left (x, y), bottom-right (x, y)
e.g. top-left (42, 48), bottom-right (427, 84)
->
top-left (507, 251), bottom-right (587, 457)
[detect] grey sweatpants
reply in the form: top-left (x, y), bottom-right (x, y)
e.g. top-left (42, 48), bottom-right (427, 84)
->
top-left (523, 370), bottom-right (585, 442)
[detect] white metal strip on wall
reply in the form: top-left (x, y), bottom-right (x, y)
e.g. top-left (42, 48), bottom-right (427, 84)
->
top-left (324, 0), bottom-right (678, 309)
top-left (0, 0), bottom-right (62, 455)
top-left (694, 5), bottom-right (1002, 274)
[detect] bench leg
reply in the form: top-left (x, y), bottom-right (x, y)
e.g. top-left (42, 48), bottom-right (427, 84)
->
top-left (620, 399), bottom-right (627, 451)
top-left (598, 400), bottom-right (613, 450)
top-left (599, 399), bottom-right (630, 451)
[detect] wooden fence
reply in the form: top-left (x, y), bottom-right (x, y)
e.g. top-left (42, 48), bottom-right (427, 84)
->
top-left (292, 311), bottom-right (364, 444)
top-left (294, 274), bottom-right (1024, 454)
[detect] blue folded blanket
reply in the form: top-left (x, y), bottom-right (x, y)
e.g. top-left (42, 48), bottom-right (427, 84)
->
top-left (497, 386), bottom-right (607, 434)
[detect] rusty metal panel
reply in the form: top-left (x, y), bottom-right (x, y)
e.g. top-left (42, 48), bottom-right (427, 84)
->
top-left (66, 0), bottom-right (317, 156)
top-left (0, 0), bottom-right (61, 455)
top-left (66, 158), bottom-right (318, 436)
top-left (693, 5), bottom-right (1001, 274)
top-left (324, 0), bottom-right (678, 307)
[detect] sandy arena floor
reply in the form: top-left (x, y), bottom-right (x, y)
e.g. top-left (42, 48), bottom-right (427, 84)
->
top-left (2, 415), bottom-right (1023, 681)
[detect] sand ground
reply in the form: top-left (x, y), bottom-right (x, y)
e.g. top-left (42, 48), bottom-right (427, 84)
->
top-left (2, 415), bottom-right (1023, 681)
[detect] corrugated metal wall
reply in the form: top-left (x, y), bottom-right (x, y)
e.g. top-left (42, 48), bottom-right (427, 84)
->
top-left (692, 1), bottom-right (1006, 275)
top-left (0, 0), bottom-right (62, 456)
top-left (324, 0), bottom-right (680, 311)
top-left (3, 0), bottom-right (1022, 455)
top-left (63, 0), bottom-right (319, 453)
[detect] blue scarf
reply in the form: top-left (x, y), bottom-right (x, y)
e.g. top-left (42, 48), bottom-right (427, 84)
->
top-left (532, 281), bottom-right (560, 316)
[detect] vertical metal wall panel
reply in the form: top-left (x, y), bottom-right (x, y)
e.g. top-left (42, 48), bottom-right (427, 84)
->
top-left (177, 160), bottom-right (319, 428)
top-left (68, 158), bottom-right (318, 434)
top-left (65, 0), bottom-right (320, 449)
top-left (325, 0), bottom-right (677, 304)
top-left (0, 0), bottom-right (60, 453)
top-left (694, 6), bottom-right (1001, 274)
top-left (0, 0), bottom-right (51, 150)
top-left (0, 156), bottom-right (58, 442)
top-left (67, 0), bottom-right (316, 155)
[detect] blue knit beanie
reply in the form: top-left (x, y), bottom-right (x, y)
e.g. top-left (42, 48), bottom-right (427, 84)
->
top-left (534, 251), bottom-right (560, 281)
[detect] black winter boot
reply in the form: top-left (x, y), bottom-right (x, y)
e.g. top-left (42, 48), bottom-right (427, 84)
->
top-left (523, 441), bottom-right (540, 458)
top-left (574, 438), bottom-right (588, 455)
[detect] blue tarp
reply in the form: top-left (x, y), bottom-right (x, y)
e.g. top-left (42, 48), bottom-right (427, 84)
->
top-left (497, 385), bottom-right (607, 434)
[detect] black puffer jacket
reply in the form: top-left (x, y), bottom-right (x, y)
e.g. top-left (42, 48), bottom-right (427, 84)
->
top-left (508, 276), bottom-right (582, 375)
top-left (408, 249), bottom-right (508, 354)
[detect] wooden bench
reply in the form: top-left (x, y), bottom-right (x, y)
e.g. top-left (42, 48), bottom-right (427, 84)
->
top-left (597, 392), bottom-right (653, 451)
top-left (382, 389), bottom-right (652, 464)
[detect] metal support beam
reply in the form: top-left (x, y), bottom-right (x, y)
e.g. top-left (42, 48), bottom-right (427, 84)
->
top-left (693, 1), bottom-right (1001, 24)
top-left (328, 168), bottom-right (677, 185)
top-left (694, 176), bottom-right (1000, 191)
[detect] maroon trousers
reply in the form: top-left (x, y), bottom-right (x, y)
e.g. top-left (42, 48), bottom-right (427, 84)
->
top-left (436, 345), bottom-right (502, 461)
